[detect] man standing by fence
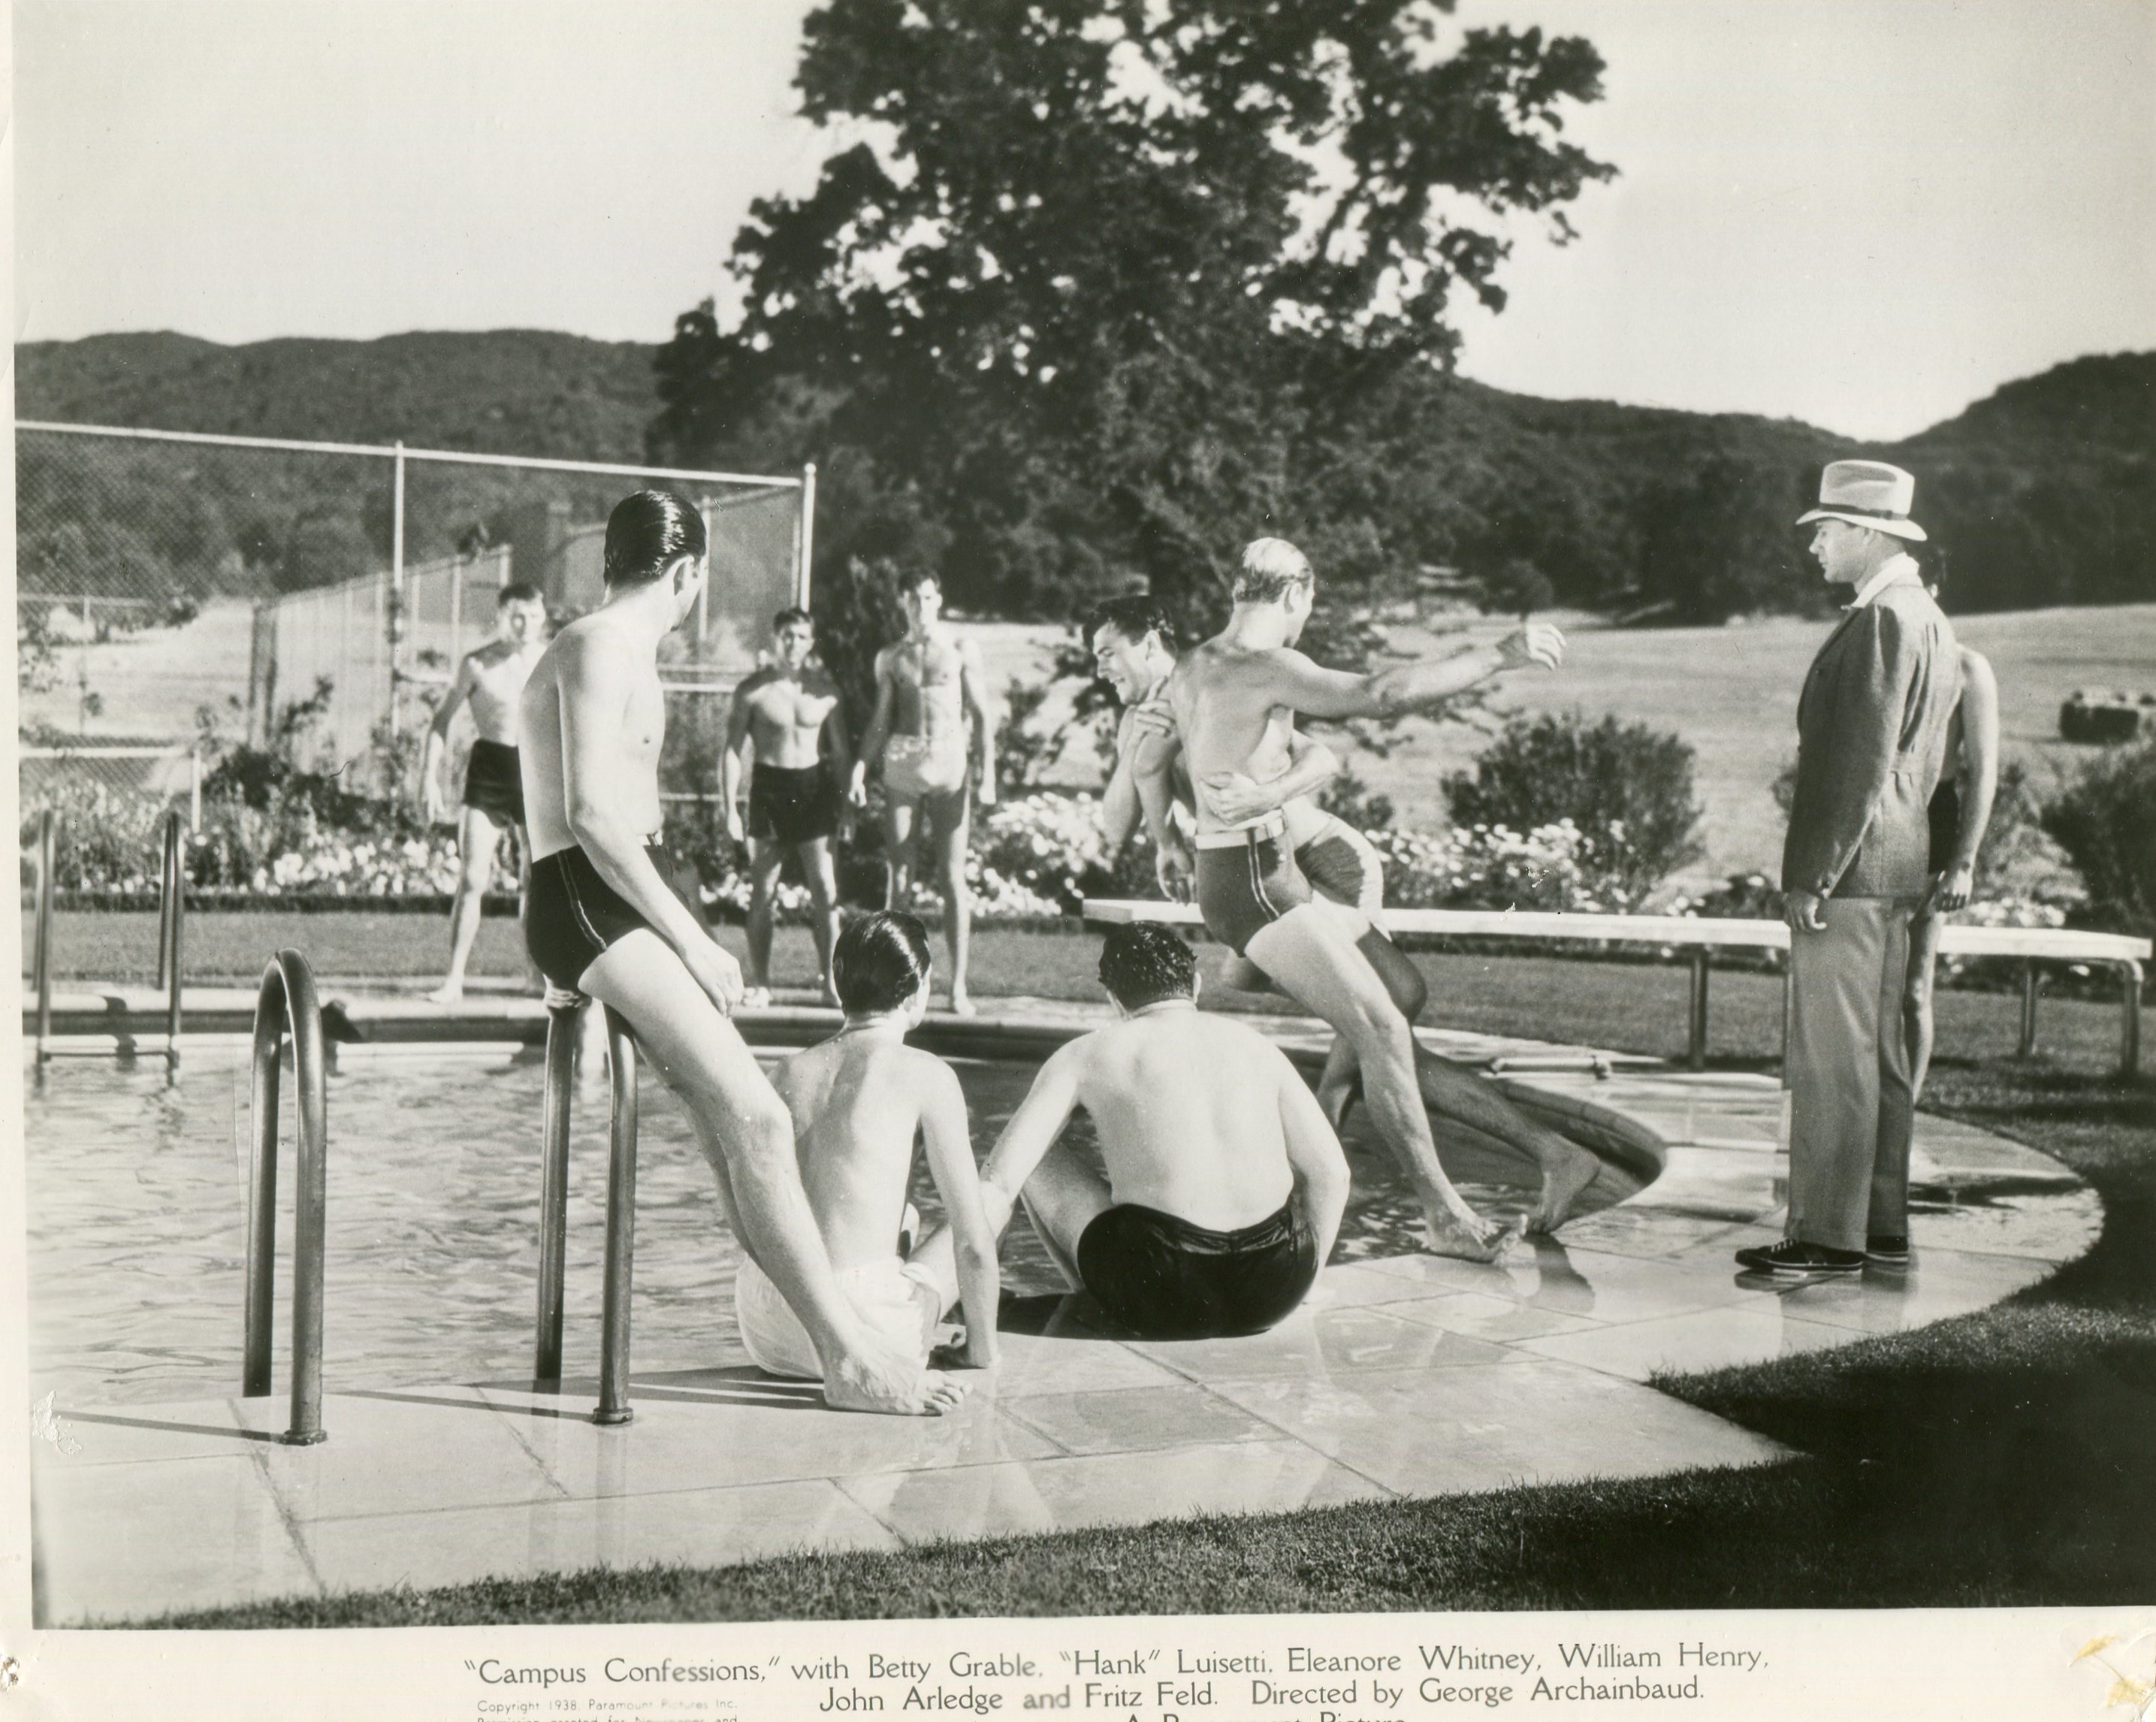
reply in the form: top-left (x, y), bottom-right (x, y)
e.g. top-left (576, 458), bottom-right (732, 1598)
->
top-left (723, 606), bottom-right (853, 1005)
top-left (1740, 462), bottom-right (1959, 1278)
top-left (421, 581), bottom-right (549, 1003)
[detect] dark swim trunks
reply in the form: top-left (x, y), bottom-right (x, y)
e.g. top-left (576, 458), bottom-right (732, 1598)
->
top-left (1927, 779), bottom-right (1961, 875)
top-left (1077, 1199), bottom-right (1317, 1340)
top-left (525, 842), bottom-right (705, 992)
top-left (462, 739), bottom-right (525, 826)
top-left (1193, 817), bottom-right (1313, 956)
top-left (747, 760), bottom-right (841, 846)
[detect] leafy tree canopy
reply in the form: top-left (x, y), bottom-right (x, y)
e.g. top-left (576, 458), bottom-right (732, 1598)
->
top-left (651, 0), bottom-right (1614, 640)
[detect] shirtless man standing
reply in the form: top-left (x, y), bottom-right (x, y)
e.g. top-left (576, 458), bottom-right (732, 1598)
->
top-left (421, 581), bottom-right (548, 1003)
top-left (947, 922), bottom-right (1349, 1340)
top-left (1092, 594), bottom-right (1599, 1231)
top-left (1133, 539), bottom-right (1575, 1258)
top-left (518, 489), bottom-right (965, 1415)
top-left (850, 569), bottom-right (998, 1015)
top-left (723, 606), bottom-right (853, 1005)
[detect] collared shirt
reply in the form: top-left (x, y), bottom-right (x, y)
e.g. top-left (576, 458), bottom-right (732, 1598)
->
top-left (1845, 551), bottom-right (1921, 612)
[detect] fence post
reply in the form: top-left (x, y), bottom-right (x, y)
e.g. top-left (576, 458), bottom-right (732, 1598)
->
top-left (2122, 961), bottom-right (2144, 1080)
top-left (34, 811), bottom-right (56, 1065)
top-left (243, 950), bottom-right (330, 1444)
top-left (157, 812), bottom-right (185, 1073)
top-left (796, 461), bottom-right (817, 609)
top-left (388, 441), bottom-right (406, 739)
top-left (593, 1008), bottom-right (640, 1427)
top-left (533, 989), bottom-right (584, 1388)
top-left (2018, 960), bottom-right (2040, 1059)
top-left (189, 748), bottom-right (204, 832)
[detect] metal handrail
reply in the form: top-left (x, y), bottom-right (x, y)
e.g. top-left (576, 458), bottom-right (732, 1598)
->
top-left (32, 811), bottom-right (56, 1064)
top-left (243, 950), bottom-right (331, 1445)
top-left (154, 811), bottom-right (185, 1071)
top-left (534, 990), bottom-right (642, 1426)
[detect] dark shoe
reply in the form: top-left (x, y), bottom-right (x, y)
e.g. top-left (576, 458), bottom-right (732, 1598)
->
top-left (1865, 1234), bottom-right (1912, 1267)
top-left (1734, 1238), bottom-right (1865, 1276)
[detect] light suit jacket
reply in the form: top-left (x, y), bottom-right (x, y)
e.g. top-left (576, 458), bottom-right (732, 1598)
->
top-left (1781, 578), bottom-right (1960, 900)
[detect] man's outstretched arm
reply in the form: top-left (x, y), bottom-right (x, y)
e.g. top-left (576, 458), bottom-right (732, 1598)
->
top-left (977, 1042), bottom-right (1086, 1224)
top-left (1261, 625), bottom-right (1563, 722)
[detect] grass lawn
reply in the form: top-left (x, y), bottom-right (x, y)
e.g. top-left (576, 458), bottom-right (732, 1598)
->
top-left (31, 911), bottom-right (2146, 1077)
top-left (146, 1056), bottom-right (2154, 1627)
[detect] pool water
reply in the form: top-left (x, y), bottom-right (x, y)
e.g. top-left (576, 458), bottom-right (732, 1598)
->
top-left (23, 1044), bottom-right (1574, 1408)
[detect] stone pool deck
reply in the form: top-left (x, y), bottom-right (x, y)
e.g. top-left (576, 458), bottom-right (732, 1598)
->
top-left (29, 1000), bottom-right (2101, 1624)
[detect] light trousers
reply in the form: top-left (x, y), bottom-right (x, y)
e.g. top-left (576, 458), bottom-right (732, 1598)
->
top-left (1786, 894), bottom-right (1920, 1252)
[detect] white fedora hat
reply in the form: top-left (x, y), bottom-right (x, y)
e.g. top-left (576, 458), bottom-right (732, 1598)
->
top-left (1795, 460), bottom-right (1928, 542)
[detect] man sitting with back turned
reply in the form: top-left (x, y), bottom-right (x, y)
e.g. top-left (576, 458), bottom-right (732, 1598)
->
top-left (949, 923), bottom-right (1351, 1340)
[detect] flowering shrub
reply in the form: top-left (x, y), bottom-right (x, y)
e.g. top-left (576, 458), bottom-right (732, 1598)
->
top-left (1369, 820), bottom-right (1638, 914)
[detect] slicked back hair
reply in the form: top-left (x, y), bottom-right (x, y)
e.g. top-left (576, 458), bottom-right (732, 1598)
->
top-left (832, 911), bottom-right (933, 1015)
top-left (602, 490), bottom-right (707, 590)
top-left (498, 581), bottom-right (544, 607)
top-left (1085, 594), bottom-right (1178, 655)
top-left (773, 606), bottom-right (813, 633)
top-left (1097, 923), bottom-right (1197, 1011)
top-left (1234, 537), bottom-right (1314, 604)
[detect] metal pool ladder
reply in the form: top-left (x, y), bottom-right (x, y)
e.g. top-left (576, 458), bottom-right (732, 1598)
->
top-left (534, 986), bottom-right (642, 1427)
top-left (242, 950), bottom-right (331, 1444)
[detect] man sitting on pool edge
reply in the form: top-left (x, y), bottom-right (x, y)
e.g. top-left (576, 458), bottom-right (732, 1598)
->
top-left (920, 922), bottom-right (1349, 1340)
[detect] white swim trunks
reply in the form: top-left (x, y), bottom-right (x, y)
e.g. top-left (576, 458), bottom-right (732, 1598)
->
top-left (735, 1251), bottom-right (942, 1382)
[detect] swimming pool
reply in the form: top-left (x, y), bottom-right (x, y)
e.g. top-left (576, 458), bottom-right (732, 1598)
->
top-left (23, 1037), bottom-right (1643, 1409)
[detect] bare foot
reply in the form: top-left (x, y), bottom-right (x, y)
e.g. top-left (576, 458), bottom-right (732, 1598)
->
top-left (426, 981), bottom-right (464, 1006)
top-left (948, 988), bottom-right (977, 1017)
top-left (1530, 1143), bottom-right (1601, 1234)
top-left (1420, 1201), bottom-right (1524, 1263)
top-left (740, 986), bottom-right (772, 1010)
top-left (824, 1348), bottom-right (971, 1416)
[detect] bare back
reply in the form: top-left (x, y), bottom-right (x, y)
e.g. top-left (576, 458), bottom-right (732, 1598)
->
top-left (518, 613), bottom-right (667, 860)
top-left (1067, 1011), bottom-right (1296, 1228)
top-left (1164, 642), bottom-right (1302, 834)
top-left (773, 1038), bottom-right (936, 1271)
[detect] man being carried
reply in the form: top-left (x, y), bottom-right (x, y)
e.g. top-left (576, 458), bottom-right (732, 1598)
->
top-left (723, 606), bottom-right (853, 1005)
top-left (1133, 539), bottom-right (1585, 1258)
top-left (1093, 594), bottom-right (1598, 1233)
top-left (518, 489), bottom-right (965, 1415)
top-left (950, 923), bottom-right (1349, 1341)
top-left (852, 569), bottom-right (998, 1014)
top-left (421, 580), bottom-right (549, 1003)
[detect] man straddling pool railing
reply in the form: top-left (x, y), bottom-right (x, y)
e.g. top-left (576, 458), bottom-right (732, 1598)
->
top-left (916, 923), bottom-right (1351, 1341)
top-left (1128, 538), bottom-right (1587, 1260)
top-left (516, 488), bottom-right (967, 1416)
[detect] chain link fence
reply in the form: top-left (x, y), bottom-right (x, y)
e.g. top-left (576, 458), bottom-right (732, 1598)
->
top-left (17, 421), bottom-right (814, 804)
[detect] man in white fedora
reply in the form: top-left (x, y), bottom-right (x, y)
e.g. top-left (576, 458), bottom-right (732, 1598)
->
top-left (1738, 461), bottom-right (1961, 1276)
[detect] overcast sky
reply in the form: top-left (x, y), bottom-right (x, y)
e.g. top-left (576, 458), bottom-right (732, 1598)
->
top-left (14, 0), bottom-right (2154, 439)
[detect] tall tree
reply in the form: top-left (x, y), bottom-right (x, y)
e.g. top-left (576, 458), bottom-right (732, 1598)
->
top-left (651, 0), bottom-right (1613, 636)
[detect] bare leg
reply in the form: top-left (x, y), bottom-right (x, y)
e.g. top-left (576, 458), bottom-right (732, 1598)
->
top-left (927, 790), bottom-right (975, 1014)
top-left (1248, 904), bottom-right (1517, 1261)
top-left (576, 929), bottom-right (965, 1416)
top-left (1906, 908), bottom-right (1943, 1102)
top-left (1411, 1045), bottom-right (1599, 1231)
top-left (743, 838), bottom-right (785, 995)
top-left (1314, 929), bottom-right (1425, 1125)
top-left (883, 796), bottom-right (919, 911)
top-left (1014, 1138), bottom-right (1116, 1290)
top-left (801, 836), bottom-right (842, 1004)
top-left (515, 828), bottom-right (539, 994)
top-left (431, 805), bottom-right (501, 1004)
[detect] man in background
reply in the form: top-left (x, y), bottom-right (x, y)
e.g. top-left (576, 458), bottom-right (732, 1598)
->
top-left (421, 580), bottom-right (548, 1003)
top-left (852, 569), bottom-right (998, 1014)
top-left (1740, 461), bottom-right (1960, 1277)
top-left (724, 606), bottom-right (853, 1005)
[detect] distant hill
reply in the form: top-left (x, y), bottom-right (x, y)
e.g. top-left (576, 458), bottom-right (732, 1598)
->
top-left (16, 330), bottom-right (2151, 618)
top-left (19, 329), bottom-right (657, 458)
